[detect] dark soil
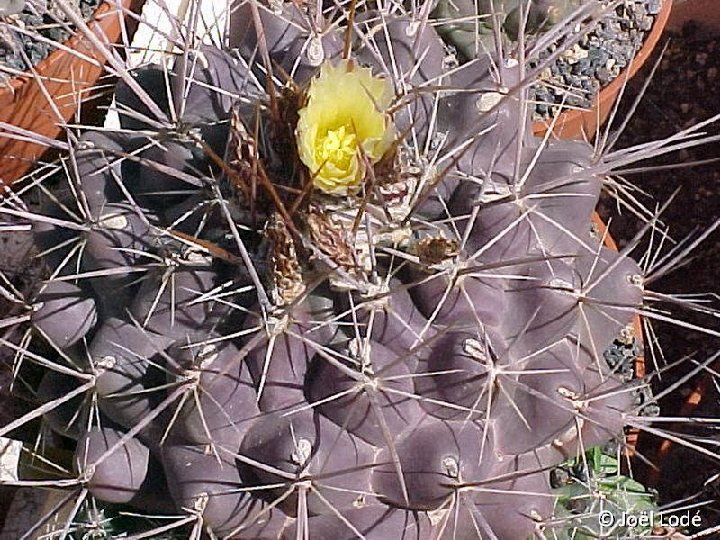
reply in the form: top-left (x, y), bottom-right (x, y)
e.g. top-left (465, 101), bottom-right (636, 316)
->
top-left (601, 22), bottom-right (720, 533)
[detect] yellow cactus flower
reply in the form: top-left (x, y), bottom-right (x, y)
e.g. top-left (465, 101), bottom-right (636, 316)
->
top-left (296, 60), bottom-right (394, 195)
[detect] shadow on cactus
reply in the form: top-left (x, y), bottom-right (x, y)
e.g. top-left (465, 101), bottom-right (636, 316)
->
top-left (1, 0), bottom-right (719, 538)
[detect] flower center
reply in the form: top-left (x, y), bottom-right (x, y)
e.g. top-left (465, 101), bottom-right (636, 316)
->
top-left (316, 124), bottom-right (357, 171)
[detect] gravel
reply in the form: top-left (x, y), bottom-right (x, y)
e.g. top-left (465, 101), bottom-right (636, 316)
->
top-left (0, 0), bottom-right (102, 75)
top-left (530, 0), bottom-right (663, 121)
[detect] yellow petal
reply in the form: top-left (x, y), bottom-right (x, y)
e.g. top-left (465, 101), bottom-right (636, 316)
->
top-left (296, 60), bottom-right (394, 195)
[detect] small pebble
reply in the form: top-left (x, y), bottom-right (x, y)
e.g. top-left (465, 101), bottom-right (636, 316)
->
top-left (0, 0), bottom-right (103, 72)
top-left (531, 0), bottom-right (661, 121)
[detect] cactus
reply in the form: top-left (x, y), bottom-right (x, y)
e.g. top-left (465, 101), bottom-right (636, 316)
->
top-left (1, 0), bottom-right (719, 538)
top-left (432, 0), bottom-right (583, 59)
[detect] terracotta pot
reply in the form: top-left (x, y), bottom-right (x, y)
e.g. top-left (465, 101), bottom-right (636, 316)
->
top-left (642, 375), bottom-right (711, 487)
top-left (0, 0), bottom-right (134, 186)
top-left (533, 0), bottom-right (672, 139)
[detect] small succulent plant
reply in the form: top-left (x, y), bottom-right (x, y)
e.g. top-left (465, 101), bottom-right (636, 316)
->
top-left (432, 0), bottom-right (583, 59)
top-left (548, 446), bottom-right (659, 538)
top-left (0, 0), bottom-right (717, 538)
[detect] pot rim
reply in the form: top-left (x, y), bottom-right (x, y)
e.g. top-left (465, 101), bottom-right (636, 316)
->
top-left (533, 0), bottom-right (672, 139)
top-left (0, 1), bottom-right (124, 95)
